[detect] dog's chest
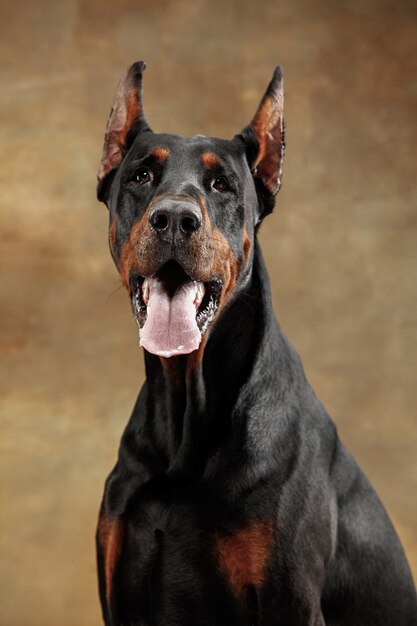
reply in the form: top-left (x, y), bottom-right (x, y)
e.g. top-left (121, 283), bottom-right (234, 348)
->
top-left (118, 483), bottom-right (276, 612)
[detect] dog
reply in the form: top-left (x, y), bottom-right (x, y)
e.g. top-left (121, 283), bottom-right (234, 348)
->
top-left (95, 61), bottom-right (417, 625)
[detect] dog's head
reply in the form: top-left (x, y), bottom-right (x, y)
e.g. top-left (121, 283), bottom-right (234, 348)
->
top-left (97, 62), bottom-right (284, 358)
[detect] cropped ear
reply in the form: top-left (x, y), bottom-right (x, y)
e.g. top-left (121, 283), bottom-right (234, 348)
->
top-left (97, 61), bottom-right (151, 202)
top-left (237, 67), bottom-right (285, 220)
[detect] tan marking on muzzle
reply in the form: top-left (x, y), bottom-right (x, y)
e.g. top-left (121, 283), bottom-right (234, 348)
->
top-left (209, 226), bottom-right (239, 303)
top-left (118, 216), bottom-right (149, 288)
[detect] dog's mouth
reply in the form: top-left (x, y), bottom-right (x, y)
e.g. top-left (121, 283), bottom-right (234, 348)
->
top-left (131, 262), bottom-right (222, 358)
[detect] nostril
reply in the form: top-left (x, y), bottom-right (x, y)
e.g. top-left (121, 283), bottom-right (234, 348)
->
top-left (181, 214), bottom-right (201, 234)
top-left (149, 204), bottom-right (202, 237)
top-left (150, 212), bottom-right (169, 231)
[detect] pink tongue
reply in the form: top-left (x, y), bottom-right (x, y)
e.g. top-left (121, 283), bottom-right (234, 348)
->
top-left (139, 277), bottom-right (202, 357)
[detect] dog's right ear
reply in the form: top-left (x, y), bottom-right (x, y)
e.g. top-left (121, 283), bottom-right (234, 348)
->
top-left (97, 61), bottom-right (151, 203)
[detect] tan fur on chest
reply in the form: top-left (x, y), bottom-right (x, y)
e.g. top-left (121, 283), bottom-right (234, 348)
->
top-left (214, 519), bottom-right (274, 597)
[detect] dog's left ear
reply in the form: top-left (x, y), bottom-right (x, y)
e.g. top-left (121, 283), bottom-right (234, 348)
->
top-left (97, 61), bottom-right (151, 202)
top-left (237, 67), bottom-right (285, 220)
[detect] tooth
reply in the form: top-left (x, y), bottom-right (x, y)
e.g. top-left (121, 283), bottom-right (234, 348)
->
top-left (142, 278), bottom-right (150, 306)
top-left (194, 281), bottom-right (205, 308)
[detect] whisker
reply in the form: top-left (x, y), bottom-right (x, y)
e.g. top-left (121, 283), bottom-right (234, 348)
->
top-left (95, 226), bottom-right (109, 235)
top-left (105, 282), bottom-right (125, 306)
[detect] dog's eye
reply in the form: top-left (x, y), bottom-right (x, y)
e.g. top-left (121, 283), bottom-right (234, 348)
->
top-left (212, 176), bottom-right (230, 193)
top-left (135, 167), bottom-right (152, 185)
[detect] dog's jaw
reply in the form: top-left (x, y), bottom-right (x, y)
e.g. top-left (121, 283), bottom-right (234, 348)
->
top-left (130, 262), bottom-right (222, 357)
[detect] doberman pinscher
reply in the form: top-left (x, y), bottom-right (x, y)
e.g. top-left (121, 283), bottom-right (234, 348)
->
top-left (95, 62), bottom-right (417, 626)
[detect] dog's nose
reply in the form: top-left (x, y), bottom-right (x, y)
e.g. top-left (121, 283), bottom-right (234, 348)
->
top-left (149, 199), bottom-right (202, 241)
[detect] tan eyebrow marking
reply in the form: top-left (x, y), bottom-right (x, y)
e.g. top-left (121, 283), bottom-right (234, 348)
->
top-left (150, 147), bottom-right (170, 162)
top-left (200, 151), bottom-right (221, 168)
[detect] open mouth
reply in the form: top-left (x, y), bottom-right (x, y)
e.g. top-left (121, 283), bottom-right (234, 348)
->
top-left (131, 262), bottom-right (222, 358)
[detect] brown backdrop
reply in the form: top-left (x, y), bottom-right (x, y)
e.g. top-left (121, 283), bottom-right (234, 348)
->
top-left (1, 0), bottom-right (416, 624)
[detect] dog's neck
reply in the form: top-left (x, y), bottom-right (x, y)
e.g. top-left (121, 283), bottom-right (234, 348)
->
top-left (141, 239), bottom-right (306, 474)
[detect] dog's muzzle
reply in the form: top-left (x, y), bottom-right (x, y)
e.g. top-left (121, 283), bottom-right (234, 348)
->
top-left (148, 198), bottom-right (202, 245)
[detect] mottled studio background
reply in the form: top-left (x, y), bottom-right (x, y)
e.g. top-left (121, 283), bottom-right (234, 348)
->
top-left (1, 0), bottom-right (416, 624)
